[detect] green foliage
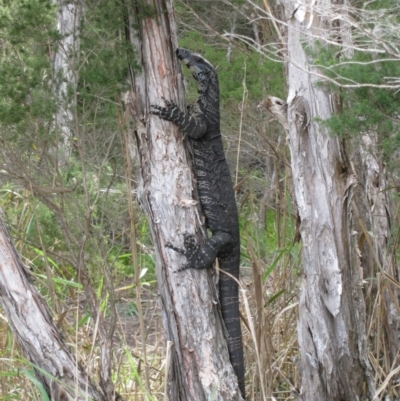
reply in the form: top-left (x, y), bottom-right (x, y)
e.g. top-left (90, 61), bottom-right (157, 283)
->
top-left (0, 0), bottom-right (57, 135)
top-left (79, 2), bottom-right (130, 91)
top-left (22, 369), bottom-right (50, 401)
top-left (77, 0), bottom-right (132, 136)
top-left (309, 42), bottom-right (400, 160)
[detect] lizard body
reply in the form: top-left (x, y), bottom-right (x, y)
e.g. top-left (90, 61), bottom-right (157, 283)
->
top-left (151, 48), bottom-right (245, 398)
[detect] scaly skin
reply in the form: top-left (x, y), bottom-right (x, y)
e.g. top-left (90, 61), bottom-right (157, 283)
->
top-left (151, 48), bottom-right (245, 398)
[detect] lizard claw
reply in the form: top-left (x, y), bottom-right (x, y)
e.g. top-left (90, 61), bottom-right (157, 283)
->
top-left (150, 100), bottom-right (180, 122)
top-left (166, 242), bottom-right (186, 255)
top-left (161, 97), bottom-right (177, 108)
top-left (174, 265), bottom-right (190, 273)
top-left (150, 105), bottom-right (162, 115)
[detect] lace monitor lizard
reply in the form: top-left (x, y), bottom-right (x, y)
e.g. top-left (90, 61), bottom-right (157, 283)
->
top-left (151, 48), bottom-right (245, 397)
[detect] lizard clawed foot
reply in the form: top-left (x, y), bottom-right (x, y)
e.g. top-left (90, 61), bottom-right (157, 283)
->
top-left (165, 242), bottom-right (185, 255)
top-left (166, 233), bottom-right (200, 272)
top-left (150, 98), bottom-right (180, 121)
top-left (161, 97), bottom-right (178, 109)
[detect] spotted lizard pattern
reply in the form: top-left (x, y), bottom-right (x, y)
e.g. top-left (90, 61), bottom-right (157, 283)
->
top-left (151, 48), bottom-right (245, 397)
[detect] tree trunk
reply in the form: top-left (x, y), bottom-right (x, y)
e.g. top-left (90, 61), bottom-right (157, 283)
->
top-left (0, 210), bottom-right (106, 401)
top-left (53, 0), bottom-right (81, 164)
top-left (126, 2), bottom-right (243, 401)
top-left (357, 132), bottom-right (400, 362)
top-left (265, 1), bottom-right (375, 399)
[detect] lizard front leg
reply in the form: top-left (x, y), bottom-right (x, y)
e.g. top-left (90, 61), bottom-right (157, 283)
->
top-left (151, 98), bottom-right (207, 139)
top-left (151, 98), bottom-right (184, 124)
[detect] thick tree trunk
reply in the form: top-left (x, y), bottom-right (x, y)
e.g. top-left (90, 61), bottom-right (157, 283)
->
top-left (0, 211), bottom-right (106, 401)
top-left (265, 1), bottom-right (375, 399)
top-left (126, 2), bottom-right (243, 401)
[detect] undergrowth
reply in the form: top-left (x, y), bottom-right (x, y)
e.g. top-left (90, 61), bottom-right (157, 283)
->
top-left (0, 176), bottom-right (300, 400)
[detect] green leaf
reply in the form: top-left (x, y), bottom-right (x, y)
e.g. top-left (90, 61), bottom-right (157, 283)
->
top-left (262, 248), bottom-right (287, 281)
top-left (267, 289), bottom-right (285, 305)
top-left (22, 369), bottom-right (50, 401)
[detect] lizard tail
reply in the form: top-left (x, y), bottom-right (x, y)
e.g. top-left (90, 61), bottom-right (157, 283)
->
top-left (219, 261), bottom-right (245, 398)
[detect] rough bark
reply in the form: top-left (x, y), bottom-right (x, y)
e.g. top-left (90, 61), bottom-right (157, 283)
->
top-left (0, 210), bottom-right (106, 401)
top-left (264, 1), bottom-right (375, 399)
top-left (53, 0), bottom-right (81, 163)
top-left (126, 2), bottom-right (243, 401)
top-left (357, 132), bottom-right (400, 361)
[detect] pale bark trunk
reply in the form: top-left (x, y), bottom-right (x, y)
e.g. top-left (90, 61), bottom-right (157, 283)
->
top-left (53, 0), bottom-right (81, 163)
top-left (265, 1), bottom-right (375, 399)
top-left (0, 211), bottom-right (105, 401)
top-left (126, 1), bottom-right (243, 401)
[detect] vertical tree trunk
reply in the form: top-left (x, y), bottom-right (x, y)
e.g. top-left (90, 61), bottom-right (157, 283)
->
top-left (53, 0), bottom-right (81, 163)
top-left (265, 1), bottom-right (375, 399)
top-left (0, 211), bottom-right (106, 401)
top-left (126, 2), bottom-right (243, 400)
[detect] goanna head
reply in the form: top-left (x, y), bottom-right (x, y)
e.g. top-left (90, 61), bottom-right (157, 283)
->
top-left (176, 48), bottom-right (217, 94)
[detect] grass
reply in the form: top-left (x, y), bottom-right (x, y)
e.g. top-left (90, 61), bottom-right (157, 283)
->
top-left (1, 161), bottom-right (400, 400)
top-left (0, 156), bottom-right (303, 400)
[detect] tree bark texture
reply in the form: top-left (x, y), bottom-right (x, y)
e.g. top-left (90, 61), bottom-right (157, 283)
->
top-left (53, 0), bottom-right (81, 163)
top-left (126, 2), bottom-right (243, 400)
top-left (0, 210), bottom-right (106, 401)
top-left (357, 132), bottom-right (400, 361)
top-left (276, 1), bottom-right (375, 399)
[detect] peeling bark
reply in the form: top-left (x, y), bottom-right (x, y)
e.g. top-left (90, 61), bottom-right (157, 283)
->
top-left (262, 1), bottom-right (375, 398)
top-left (53, 0), bottom-right (82, 163)
top-left (126, 2), bottom-right (243, 400)
top-left (0, 211), bottom-right (105, 401)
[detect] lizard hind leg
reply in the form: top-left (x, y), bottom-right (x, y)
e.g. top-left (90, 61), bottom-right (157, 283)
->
top-left (167, 232), bottom-right (233, 272)
top-left (166, 233), bottom-right (202, 272)
top-left (165, 233), bottom-right (199, 257)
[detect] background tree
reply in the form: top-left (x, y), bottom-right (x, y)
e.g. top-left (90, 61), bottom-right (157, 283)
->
top-left (52, 0), bottom-right (82, 163)
top-left (225, 0), bottom-right (400, 397)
